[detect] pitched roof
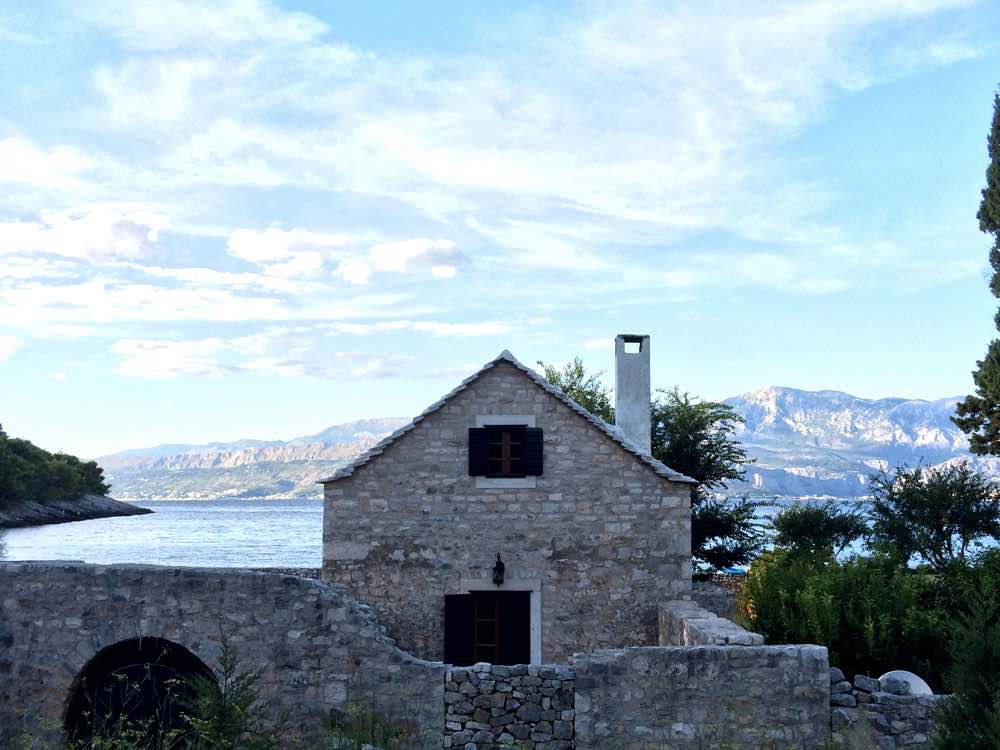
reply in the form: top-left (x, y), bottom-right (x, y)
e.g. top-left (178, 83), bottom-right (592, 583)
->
top-left (318, 349), bottom-right (697, 484)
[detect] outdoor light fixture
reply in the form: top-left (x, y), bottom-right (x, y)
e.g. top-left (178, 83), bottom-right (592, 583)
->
top-left (492, 553), bottom-right (505, 586)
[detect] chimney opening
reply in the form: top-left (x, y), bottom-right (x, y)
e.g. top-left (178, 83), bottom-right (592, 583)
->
top-left (624, 341), bottom-right (641, 354)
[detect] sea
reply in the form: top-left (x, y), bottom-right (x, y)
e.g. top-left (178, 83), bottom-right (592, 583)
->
top-left (2, 496), bottom-right (870, 568)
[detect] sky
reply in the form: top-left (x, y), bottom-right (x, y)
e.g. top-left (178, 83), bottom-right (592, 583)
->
top-left (1, 0), bottom-right (1000, 458)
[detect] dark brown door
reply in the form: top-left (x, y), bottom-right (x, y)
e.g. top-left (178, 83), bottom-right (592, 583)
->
top-left (444, 590), bottom-right (531, 666)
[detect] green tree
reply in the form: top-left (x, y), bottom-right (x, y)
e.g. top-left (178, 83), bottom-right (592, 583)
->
top-left (931, 551), bottom-right (1000, 749)
top-left (954, 90), bottom-right (1000, 453)
top-left (869, 463), bottom-right (1000, 571)
top-left (772, 501), bottom-right (867, 559)
top-left (652, 388), bottom-right (762, 573)
top-left (0, 423), bottom-right (110, 509)
top-left (537, 357), bottom-right (614, 423)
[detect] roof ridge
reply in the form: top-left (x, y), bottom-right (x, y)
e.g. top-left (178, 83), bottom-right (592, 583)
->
top-left (318, 350), bottom-right (696, 484)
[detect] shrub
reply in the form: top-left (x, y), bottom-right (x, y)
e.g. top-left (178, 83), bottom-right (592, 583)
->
top-left (739, 552), bottom-right (954, 689)
top-left (772, 501), bottom-right (867, 559)
top-left (932, 550), bottom-right (1000, 749)
top-left (869, 463), bottom-right (1000, 571)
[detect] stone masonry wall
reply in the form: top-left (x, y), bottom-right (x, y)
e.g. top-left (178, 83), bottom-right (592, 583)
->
top-left (0, 562), bottom-right (444, 746)
top-left (443, 663), bottom-right (574, 749)
top-left (323, 360), bottom-right (692, 662)
top-left (573, 645), bottom-right (832, 749)
top-left (829, 668), bottom-right (941, 748)
top-left (659, 599), bottom-right (764, 646)
top-left (690, 580), bottom-right (736, 619)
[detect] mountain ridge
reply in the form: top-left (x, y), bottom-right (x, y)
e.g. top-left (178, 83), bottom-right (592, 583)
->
top-left (99, 388), bottom-right (981, 501)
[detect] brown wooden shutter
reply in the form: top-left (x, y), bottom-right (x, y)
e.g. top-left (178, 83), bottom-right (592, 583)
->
top-left (444, 594), bottom-right (475, 666)
top-left (468, 427), bottom-right (490, 476)
top-left (523, 427), bottom-right (543, 476)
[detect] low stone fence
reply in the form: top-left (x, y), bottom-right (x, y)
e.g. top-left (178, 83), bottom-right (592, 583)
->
top-left (829, 669), bottom-right (941, 748)
top-left (658, 599), bottom-right (764, 646)
top-left (573, 645), bottom-right (831, 749)
top-left (443, 663), bottom-right (574, 749)
top-left (690, 580), bottom-right (737, 618)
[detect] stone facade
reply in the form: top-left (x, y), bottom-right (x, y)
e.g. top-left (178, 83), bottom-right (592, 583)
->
top-left (829, 669), bottom-right (941, 748)
top-left (322, 357), bottom-right (692, 662)
top-left (443, 663), bottom-right (574, 749)
top-left (0, 562), bottom-right (444, 746)
top-left (573, 645), bottom-right (832, 749)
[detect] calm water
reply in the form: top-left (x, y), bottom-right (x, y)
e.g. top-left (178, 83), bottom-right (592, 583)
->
top-left (3, 496), bottom-right (876, 568)
top-left (4, 499), bottom-right (324, 567)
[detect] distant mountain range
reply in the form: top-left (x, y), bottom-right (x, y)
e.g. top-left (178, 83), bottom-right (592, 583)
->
top-left (99, 388), bottom-right (990, 501)
top-left (100, 418), bottom-right (409, 501)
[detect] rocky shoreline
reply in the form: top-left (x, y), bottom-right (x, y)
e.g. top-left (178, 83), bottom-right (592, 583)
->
top-left (0, 494), bottom-right (152, 529)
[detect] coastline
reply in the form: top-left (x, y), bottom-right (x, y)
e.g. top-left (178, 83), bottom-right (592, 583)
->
top-left (0, 494), bottom-right (152, 530)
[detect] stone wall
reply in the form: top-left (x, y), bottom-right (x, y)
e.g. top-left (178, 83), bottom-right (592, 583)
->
top-left (323, 359), bottom-right (692, 662)
top-left (573, 645), bottom-right (831, 749)
top-left (443, 663), bottom-right (574, 748)
top-left (829, 669), bottom-right (941, 748)
top-left (690, 580), bottom-right (736, 619)
top-left (0, 562), bottom-right (444, 746)
top-left (658, 599), bottom-right (764, 646)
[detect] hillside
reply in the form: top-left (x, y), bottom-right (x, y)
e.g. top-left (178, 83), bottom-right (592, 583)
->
top-left (99, 390), bottom-right (984, 501)
top-left (100, 418), bottom-right (409, 501)
top-left (724, 387), bottom-right (973, 497)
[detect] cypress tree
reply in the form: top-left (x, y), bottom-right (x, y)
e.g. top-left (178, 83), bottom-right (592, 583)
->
top-left (954, 90), bottom-right (1000, 453)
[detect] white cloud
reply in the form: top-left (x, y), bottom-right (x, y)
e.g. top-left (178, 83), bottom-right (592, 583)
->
top-left (329, 320), bottom-right (514, 338)
top-left (584, 338), bottom-right (614, 351)
top-left (227, 227), bottom-right (353, 264)
top-left (0, 335), bottom-right (23, 360)
top-left (0, 138), bottom-right (92, 188)
top-left (337, 238), bottom-right (465, 286)
top-left (0, 204), bottom-right (168, 261)
top-left (227, 228), bottom-right (464, 284)
top-left (79, 0), bottom-right (330, 52)
top-left (111, 337), bottom-right (228, 378)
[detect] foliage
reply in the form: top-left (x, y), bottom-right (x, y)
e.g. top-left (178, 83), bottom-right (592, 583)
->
top-left (954, 90), bottom-right (1000, 454)
top-left (328, 702), bottom-right (410, 750)
top-left (0, 423), bottom-right (110, 510)
top-left (772, 501), bottom-right (867, 559)
top-left (738, 551), bottom-right (956, 690)
top-left (868, 462), bottom-right (1000, 571)
top-left (536, 357), bottom-right (615, 423)
top-left (931, 551), bottom-right (1000, 750)
top-left (651, 388), bottom-right (760, 574)
top-left (182, 635), bottom-right (283, 750)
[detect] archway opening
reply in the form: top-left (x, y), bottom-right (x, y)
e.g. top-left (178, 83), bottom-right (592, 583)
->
top-left (64, 637), bottom-right (215, 745)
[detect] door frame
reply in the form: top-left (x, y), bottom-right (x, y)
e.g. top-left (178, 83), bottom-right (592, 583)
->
top-left (460, 577), bottom-right (541, 665)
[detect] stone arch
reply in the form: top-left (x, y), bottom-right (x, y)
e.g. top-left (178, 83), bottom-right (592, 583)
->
top-left (63, 636), bottom-right (214, 744)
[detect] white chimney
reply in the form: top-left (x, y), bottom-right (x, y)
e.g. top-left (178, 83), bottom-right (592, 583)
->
top-left (614, 334), bottom-right (651, 454)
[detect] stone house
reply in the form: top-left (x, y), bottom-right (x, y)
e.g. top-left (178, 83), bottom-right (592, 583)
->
top-left (321, 334), bottom-right (695, 664)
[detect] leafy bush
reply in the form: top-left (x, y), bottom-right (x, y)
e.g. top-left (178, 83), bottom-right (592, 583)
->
top-left (869, 462), bottom-right (1000, 571)
top-left (0, 423), bottom-right (110, 509)
top-left (739, 551), bottom-right (955, 689)
top-left (772, 501), bottom-right (867, 558)
top-left (932, 550), bottom-right (1000, 749)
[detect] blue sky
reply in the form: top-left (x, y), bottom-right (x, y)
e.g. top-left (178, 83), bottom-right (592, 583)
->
top-left (1, 0), bottom-right (1000, 457)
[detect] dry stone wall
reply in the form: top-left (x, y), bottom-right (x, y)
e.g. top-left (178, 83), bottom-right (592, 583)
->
top-left (658, 599), bottom-right (764, 646)
top-left (573, 645), bottom-right (832, 749)
top-left (323, 360), bottom-right (692, 662)
top-left (829, 668), bottom-right (941, 748)
top-left (443, 663), bottom-right (574, 748)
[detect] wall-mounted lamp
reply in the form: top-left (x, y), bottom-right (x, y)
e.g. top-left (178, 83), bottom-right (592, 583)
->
top-left (492, 553), bottom-right (505, 586)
